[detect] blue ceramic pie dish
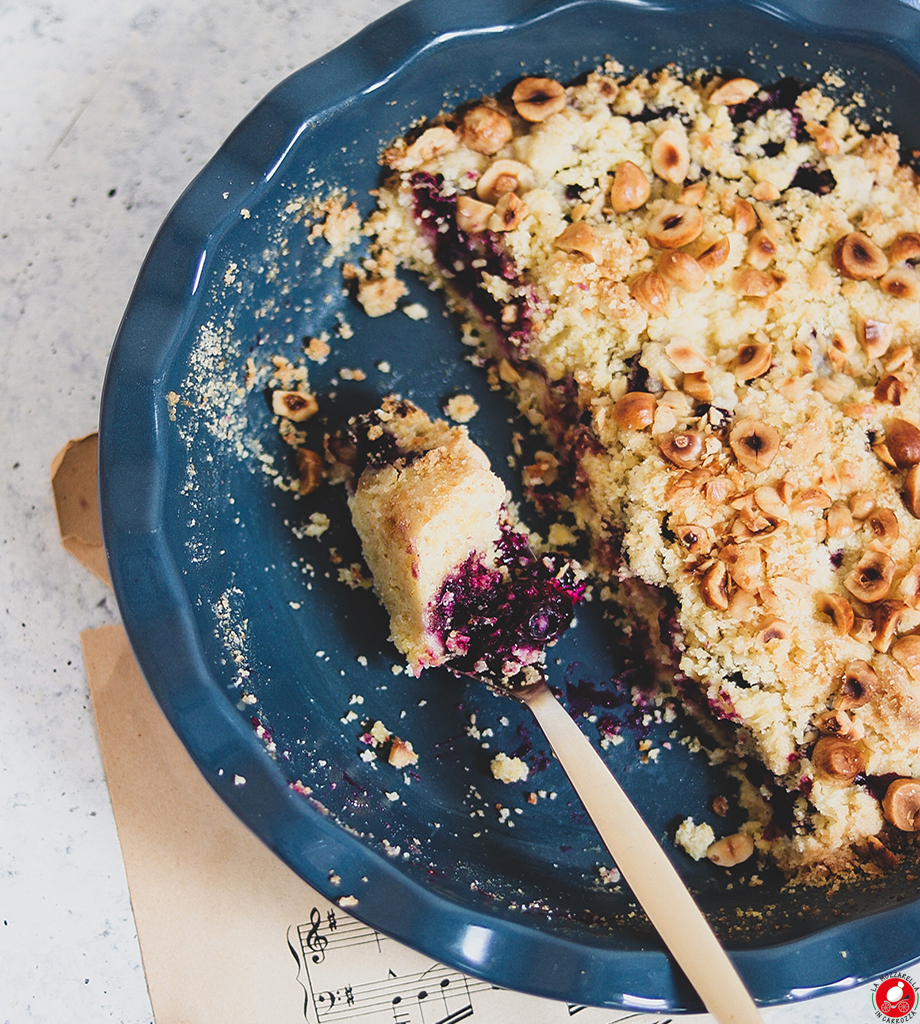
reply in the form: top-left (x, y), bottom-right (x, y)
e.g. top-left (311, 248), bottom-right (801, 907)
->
top-left (99, 0), bottom-right (920, 1011)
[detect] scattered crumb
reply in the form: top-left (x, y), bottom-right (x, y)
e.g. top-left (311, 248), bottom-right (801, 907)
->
top-left (444, 393), bottom-right (480, 423)
top-left (402, 302), bottom-right (429, 320)
top-left (675, 817), bottom-right (716, 861)
top-left (490, 752), bottom-right (529, 784)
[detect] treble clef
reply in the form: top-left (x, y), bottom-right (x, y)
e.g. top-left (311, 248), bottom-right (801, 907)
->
top-left (304, 907), bottom-right (329, 963)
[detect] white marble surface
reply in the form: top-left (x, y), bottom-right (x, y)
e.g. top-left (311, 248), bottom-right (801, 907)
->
top-left (0, 1), bottom-right (899, 1021)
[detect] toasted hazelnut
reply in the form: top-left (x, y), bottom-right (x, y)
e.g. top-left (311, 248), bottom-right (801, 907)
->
top-left (815, 708), bottom-right (862, 740)
top-left (881, 266), bottom-right (920, 300)
top-left (850, 616), bottom-right (876, 644)
top-left (845, 549), bottom-right (896, 604)
top-left (832, 232), bottom-right (889, 280)
top-left (751, 181), bottom-right (780, 202)
top-left (826, 503), bottom-right (855, 539)
top-left (866, 507), bottom-right (900, 545)
top-left (554, 222), bottom-right (604, 262)
top-left (791, 487), bottom-right (832, 512)
top-left (805, 121), bottom-right (840, 155)
top-left (459, 105), bottom-right (513, 154)
top-left (753, 485), bottom-right (787, 519)
top-left (867, 834), bottom-right (900, 869)
top-left (511, 76), bottom-right (566, 122)
top-left (829, 328), bottom-right (857, 370)
top-left (898, 562), bottom-right (920, 608)
top-left (682, 371), bottom-right (713, 403)
top-left (659, 431), bottom-right (704, 468)
top-left (696, 236), bottom-right (731, 271)
top-left (861, 318), bottom-right (895, 360)
top-left (700, 561), bottom-right (730, 611)
top-left (631, 271), bottom-right (670, 315)
top-left (706, 832), bottom-right (754, 867)
top-left (651, 124), bottom-right (690, 184)
top-left (883, 778), bottom-right (920, 831)
top-left (388, 736), bottom-right (417, 769)
top-left (678, 181), bottom-right (706, 206)
top-left (722, 542), bottom-right (762, 592)
top-left (835, 660), bottom-right (879, 711)
top-left (746, 229), bottom-right (777, 270)
top-left (886, 419), bottom-right (920, 468)
top-left (887, 344), bottom-right (915, 372)
top-left (733, 197), bottom-right (758, 234)
top-left (674, 522), bottom-right (714, 555)
top-left (812, 736), bottom-right (865, 786)
top-left (759, 616), bottom-right (791, 643)
top-left (709, 77), bottom-right (760, 105)
top-left (734, 341), bottom-right (772, 382)
top-left (296, 448), bottom-right (325, 495)
top-left (889, 232), bottom-right (920, 264)
top-left (903, 464), bottom-right (920, 518)
top-left (892, 635), bottom-right (920, 679)
top-left (666, 338), bottom-right (709, 373)
top-left (732, 268), bottom-right (777, 297)
top-left (489, 192), bottom-right (529, 232)
top-left (850, 492), bottom-right (876, 519)
top-left (728, 588), bottom-right (758, 620)
top-left (613, 391), bottom-right (656, 430)
top-left (272, 389), bottom-right (319, 422)
top-left (817, 593), bottom-right (856, 636)
top-left (609, 160), bottom-right (651, 213)
top-left (874, 374), bottom-right (905, 405)
top-left (874, 439), bottom-right (898, 469)
top-left (658, 250), bottom-right (705, 291)
top-left (872, 599), bottom-right (906, 652)
top-left (729, 419), bottom-right (780, 473)
top-left (476, 159), bottom-right (533, 203)
top-left (386, 125), bottom-right (458, 170)
top-left (792, 342), bottom-right (813, 375)
top-left (455, 195), bottom-right (495, 234)
top-left (647, 203), bottom-right (703, 249)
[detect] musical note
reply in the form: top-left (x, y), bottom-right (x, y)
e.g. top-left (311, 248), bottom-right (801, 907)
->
top-left (304, 907), bottom-right (329, 964)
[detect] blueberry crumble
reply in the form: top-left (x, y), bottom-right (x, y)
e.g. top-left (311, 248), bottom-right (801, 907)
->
top-left (346, 62), bottom-right (920, 878)
top-left (329, 397), bottom-right (584, 687)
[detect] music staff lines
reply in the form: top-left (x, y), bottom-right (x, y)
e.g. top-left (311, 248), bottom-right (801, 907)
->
top-left (298, 907), bottom-right (385, 963)
top-left (309, 965), bottom-right (489, 1024)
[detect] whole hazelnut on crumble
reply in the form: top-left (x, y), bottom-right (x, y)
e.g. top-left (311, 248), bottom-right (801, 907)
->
top-left (812, 736), bottom-right (865, 786)
top-left (845, 549), bottom-right (896, 603)
top-left (728, 420), bottom-right (780, 473)
top-left (609, 160), bottom-right (651, 213)
top-left (885, 419), bottom-right (920, 469)
top-left (834, 660), bottom-right (878, 710)
top-left (459, 105), bottom-right (513, 154)
top-left (832, 231), bottom-right (888, 280)
top-left (511, 76), bottom-right (566, 122)
top-left (883, 778), bottom-right (920, 831)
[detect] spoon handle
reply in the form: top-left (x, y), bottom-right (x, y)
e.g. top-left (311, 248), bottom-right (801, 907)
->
top-left (524, 682), bottom-right (763, 1024)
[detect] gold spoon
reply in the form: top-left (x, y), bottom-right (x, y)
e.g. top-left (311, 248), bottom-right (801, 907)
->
top-left (497, 673), bottom-right (764, 1024)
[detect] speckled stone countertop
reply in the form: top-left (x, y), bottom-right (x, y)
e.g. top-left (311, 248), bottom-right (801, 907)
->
top-left (0, 1), bottom-right (901, 1021)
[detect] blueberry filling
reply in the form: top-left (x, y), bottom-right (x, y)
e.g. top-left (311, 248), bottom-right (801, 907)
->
top-left (729, 76), bottom-right (807, 141)
top-left (429, 524), bottom-right (585, 685)
top-left (410, 172), bottom-right (537, 351)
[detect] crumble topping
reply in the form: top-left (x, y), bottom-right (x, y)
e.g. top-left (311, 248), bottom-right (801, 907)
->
top-left (354, 63), bottom-right (920, 875)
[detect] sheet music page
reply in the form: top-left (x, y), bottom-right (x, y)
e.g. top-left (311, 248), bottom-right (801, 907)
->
top-left (81, 621), bottom-right (683, 1024)
top-left (287, 897), bottom-right (675, 1024)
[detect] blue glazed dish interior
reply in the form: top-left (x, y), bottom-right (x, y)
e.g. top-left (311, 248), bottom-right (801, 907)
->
top-left (100, 0), bottom-right (920, 1011)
